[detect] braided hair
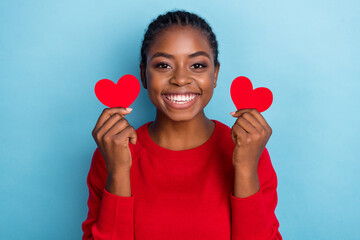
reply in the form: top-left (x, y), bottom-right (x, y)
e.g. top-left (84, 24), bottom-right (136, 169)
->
top-left (140, 9), bottom-right (220, 70)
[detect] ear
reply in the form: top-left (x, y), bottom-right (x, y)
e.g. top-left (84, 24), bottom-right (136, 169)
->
top-left (213, 63), bottom-right (220, 88)
top-left (140, 63), bottom-right (147, 89)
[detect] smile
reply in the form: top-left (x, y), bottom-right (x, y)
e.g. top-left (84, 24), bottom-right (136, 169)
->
top-left (165, 93), bottom-right (198, 104)
top-left (161, 93), bottom-right (201, 109)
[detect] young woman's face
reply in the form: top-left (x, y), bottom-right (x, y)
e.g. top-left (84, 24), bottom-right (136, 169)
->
top-left (140, 25), bottom-right (220, 122)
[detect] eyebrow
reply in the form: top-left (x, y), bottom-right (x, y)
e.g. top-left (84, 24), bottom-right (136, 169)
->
top-left (150, 51), bottom-right (211, 61)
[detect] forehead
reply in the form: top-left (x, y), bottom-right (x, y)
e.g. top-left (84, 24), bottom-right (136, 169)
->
top-left (147, 25), bottom-right (213, 59)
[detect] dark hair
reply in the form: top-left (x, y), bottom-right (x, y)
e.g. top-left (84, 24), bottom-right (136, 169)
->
top-left (140, 9), bottom-right (220, 69)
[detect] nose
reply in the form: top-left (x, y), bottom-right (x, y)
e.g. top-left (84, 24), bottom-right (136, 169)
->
top-left (169, 66), bottom-right (193, 86)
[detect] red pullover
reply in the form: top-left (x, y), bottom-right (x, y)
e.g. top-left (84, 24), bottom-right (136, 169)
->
top-left (82, 120), bottom-right (282, 239)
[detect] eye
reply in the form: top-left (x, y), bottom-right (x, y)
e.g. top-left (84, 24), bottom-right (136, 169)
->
top-left (191, 63), bottom-right (207, 69)
top-left (155, 62), bottom-right (171, 69)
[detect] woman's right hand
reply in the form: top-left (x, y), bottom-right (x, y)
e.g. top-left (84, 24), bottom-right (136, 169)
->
top-left (92, 107), bottom-right (137, 176)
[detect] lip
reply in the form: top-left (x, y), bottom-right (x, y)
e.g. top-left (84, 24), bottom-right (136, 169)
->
top-left (162, 91), bottom-right (201, 95)
top-left (161, 93), bottom-right (201, 109)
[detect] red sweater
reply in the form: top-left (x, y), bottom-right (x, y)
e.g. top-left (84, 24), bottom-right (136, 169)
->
top-left (82, 120), bottom-right (282, 240)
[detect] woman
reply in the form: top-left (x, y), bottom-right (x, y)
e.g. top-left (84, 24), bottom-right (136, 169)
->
top-left (82, 9), bottom-right (282, 240)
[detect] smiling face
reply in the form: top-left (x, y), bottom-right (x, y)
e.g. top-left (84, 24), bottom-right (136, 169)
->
top-left (140, 25), bottom-right (220, 122)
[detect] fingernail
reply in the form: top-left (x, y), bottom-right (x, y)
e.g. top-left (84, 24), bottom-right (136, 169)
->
top-left (230, 111), bottom-right (236, 116)
top-left (126, 108), bottom-right (133, 111)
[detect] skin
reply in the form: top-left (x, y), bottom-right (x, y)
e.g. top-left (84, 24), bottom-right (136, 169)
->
top-left (140, 25), bottom-right (219, 151)
top-left (230, 108), bottom-right (272, 197)
top-left (93, 24), bottom-right (272, 198)
top-left (92, 107), bottom-right (136, 197)
top-left (140, 25), bottom-right (272, 197)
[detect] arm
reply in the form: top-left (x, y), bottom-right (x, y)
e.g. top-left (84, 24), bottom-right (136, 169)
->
top-left (81, 148), bottom-right (135, 240)
top-left (230, 147), bottom-right (282, 240)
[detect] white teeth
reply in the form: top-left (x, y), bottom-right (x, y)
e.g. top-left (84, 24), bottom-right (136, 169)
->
top-left (165, 94), bottom-right (198, 104)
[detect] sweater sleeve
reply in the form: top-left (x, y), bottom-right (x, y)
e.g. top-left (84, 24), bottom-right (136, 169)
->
top-left (230, 147), bottom-right (282, 240)
top-left (81, 147), bottom-right (135, 240)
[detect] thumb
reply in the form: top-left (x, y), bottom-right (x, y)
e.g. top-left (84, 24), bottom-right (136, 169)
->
top-left (129, 129), bottom-right (137, 145)
top-left (231, 129), bottom-right (237, 145)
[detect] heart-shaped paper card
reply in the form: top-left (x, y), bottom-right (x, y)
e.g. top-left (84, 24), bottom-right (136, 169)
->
top-left (230, 76), bottom-right (273, 112)
top-left (95, 74), bottom-right (141, 108)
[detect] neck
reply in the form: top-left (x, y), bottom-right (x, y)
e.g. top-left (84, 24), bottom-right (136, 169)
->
top-left (148, 110), bottom-right (215, 151)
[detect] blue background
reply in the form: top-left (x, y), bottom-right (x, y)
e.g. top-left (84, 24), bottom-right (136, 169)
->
top-left (1, 0), bottom-right (359, 239)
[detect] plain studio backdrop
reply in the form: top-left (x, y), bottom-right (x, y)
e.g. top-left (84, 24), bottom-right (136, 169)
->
top-left (1, 0), bottom-right (359, 239)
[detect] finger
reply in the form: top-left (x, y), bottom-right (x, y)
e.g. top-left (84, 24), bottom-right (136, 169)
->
top-left (230, 108), bottom-right (259, 117)
top-left (96, 113), bottom-right (125, 139)
top-left (245, 109), bottom-right (270, 131)
top-left (93, 107), bottom-right (132, 135)
top-left (238, 112), bottom-right (264, 133)
top-left (235, 116), bottom-right (258, 134)
top-left (231, 123), bottom-right (248, 145)
top-left (230, 108), bottom-right (250, 117)
top-left (103, 117), bottom-right (130, 139)
top-left (231, 108), bottom-right (267, 132)
top-left (115, 125), bottom-right (138, 145)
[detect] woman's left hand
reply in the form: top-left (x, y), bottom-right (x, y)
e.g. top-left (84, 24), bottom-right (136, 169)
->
top-left (230, 108), bottom-right (272, 175)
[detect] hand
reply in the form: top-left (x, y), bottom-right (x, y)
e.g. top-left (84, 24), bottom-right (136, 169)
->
top-left (92, 107), bottom-right (137, 176)
top-left (230, 108), bottom-right (272, 174)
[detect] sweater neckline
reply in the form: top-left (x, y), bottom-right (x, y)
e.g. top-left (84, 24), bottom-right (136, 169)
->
top-left (139, 119), bottom-right (219, 159)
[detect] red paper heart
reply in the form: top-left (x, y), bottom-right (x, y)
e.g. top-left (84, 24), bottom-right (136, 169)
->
top-left (230, 76), bottom-right (273, 112)
top-left (95, 74), bottom-right (140, 108)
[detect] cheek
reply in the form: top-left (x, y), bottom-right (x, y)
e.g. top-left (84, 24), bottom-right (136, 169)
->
top-left (147, 79), bottom-right (164, 104)
top-left (147, 75), bottom-right (162, 92)
top-left (199, 77), bottom-right (215, 94)
top-left (147, 89), bottom-right (161, 109)
top-left (202, 78), bottom-right (216, 102)
top-left (203, 88), bottom-right (214, 102)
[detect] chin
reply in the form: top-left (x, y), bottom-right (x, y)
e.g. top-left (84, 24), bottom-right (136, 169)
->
top-left (164, 109), bottom-right (202, 122)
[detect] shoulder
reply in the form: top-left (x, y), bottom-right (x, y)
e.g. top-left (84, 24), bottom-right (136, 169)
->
top-left (134, 121), bottom-right (150, 137)
top-left (90, 147), bottom-right (106, 172)
top-left (126, 120), bottom-right (154, 161)
top-left (130, 121), bottom-right (151, 149)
